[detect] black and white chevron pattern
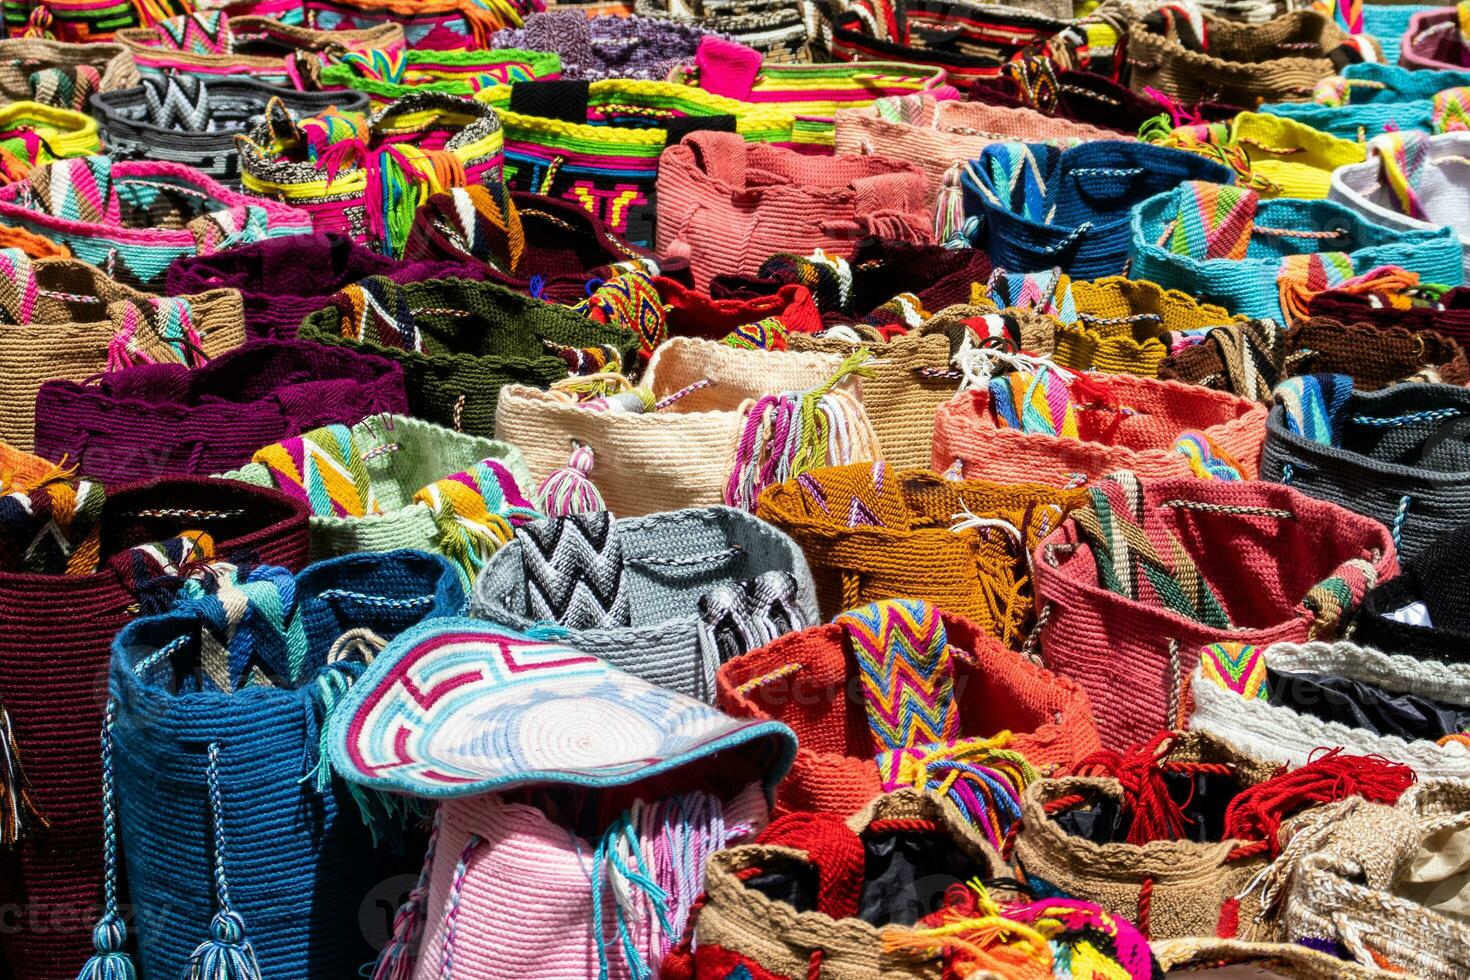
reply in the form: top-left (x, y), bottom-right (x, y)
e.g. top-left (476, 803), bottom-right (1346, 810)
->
top-left (697, 571), bottom-right (805, 665)
top-left (520, 512), bottom-right (630, 630)
top-left (142, 74), bottom-right (211, 133)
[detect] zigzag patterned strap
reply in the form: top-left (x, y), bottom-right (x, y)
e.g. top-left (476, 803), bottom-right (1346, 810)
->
top-left (141, 74), bottom-right (211, 134)
top-left (1171, 432), bottom-right (1243, 481)
top-left (105, 296), bottom-right (206, 371)
top-left (1376, 131), bottom-right (1431, 221)
top-left (519, 512), bottom-right (631, 630)
top-left (836, 598), bottom-right (960, 752)
top-left (1432, 87), bottom-right (1470, 134)
top-left (153, 10), bottom-right (235, 54)
top-left (572, 269), bottom-right (666, 363)
top-left (0, 247), bottom-right (37, 325)
top-left (875, 734), bottom-right (1038, 847)
top-left (27, 65), bottom-right (101, 113)
top-left (25, 156), bottom-right (110, 223)
top-left (1199, 642), bottom-right (1268, 700)
top-left (413, 458), bottom-right (542, 580)
top-left (987, 366), bottom-right (1080, 437)
top-left (982, 268), bottom-right (1076, 321)
top-left (332, 277), bottom-right (426, 353)
top-left (0, 476), bottom-right (105, 576)
top-left (253, 424), bottom-right (381, 518)
top-left (1273, 373), bottom-right (1355, 447)
top-left (1167, 182), bottom-right (1257, 261)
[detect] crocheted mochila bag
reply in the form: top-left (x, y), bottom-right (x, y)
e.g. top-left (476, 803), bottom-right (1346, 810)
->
top-left (298, 274), bottom-right (639, 438)
top-left (0, 101), bottom-right (98, 186)
top-left (930, 363), bottom-right (1267, 488)
top-left (954, 140), bottom-right (1233, 279)
top-left (757, 462), bottom-right (1081, 641)
top-left (634, 0), bottom-right (812, 62)
top-left (166, 231), bottom-right (486, 340)
top-left (1010, 731), bottom-right (1414, 944)
top-left (1355, 523), bottom-right (1470, 663)
top-left (0, 154), bottom-right (311, 289)
top-left (473, 78), bottom-right (797, 250)
top-left (1152, 937), bottom-right (1401, 979)
top-left (656, 131), bottom-right (931, 290)
top-left (319, 46), bottom-right (562, 108)
top-left (1260, 374), bottom-right (1470, 561)
top-left (115, 11), bottom-right (406, 86)
top-left (1309, 281), bottom-right (1470, 349)
top-left (471, 507), bottom-right (817, 701)
top-left (325, 615), bottom-right (797, 980)
top-left (1125, 7), bottom-right (1381, 106)
top-left (1331, 131), bottom-right (1470, 278)
top-left (223, 413), bottom-right (540, 583)
top-left (0, 39), bottom-right (138, 111)
top-left (491, 11), bottom-right (715, 82)
top-left (0, 247), bottom-right (246, 452)
top-left (1189, 639), bottom-right (1470, 779)
top-left (1033, 473), bottom-right (1398, 750)
top-left (1129, 181), bottom-right (1464, 325)
top-left (237, 91), bottom-right (505, 259)
top-left (0, 476), bottom-right (308, 980)
top-left (492, 336), bottom-right (880, 517)
top-left (33, 339), bottom-right (408, 484)
top-left (1260, 61), bottom-right (1470, 141)
top-left (207, 0), bottom-right (537, 48)
top-left (93, 74), bottom-right (370, 188)
top-left (717, 598), bottom-right (1100, 822)
top-left (102, 550), bottom-right (465, 979)
top-left (1401, 3), bottom-right (1470, 71)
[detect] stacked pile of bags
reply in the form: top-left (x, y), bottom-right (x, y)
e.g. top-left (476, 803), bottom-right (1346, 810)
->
top-left (7, 0), bottom-right (1470, 976)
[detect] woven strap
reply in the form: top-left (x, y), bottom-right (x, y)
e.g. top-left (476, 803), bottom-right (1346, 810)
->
top-left (1273, 373), bottom-right (1355, 446)
top-left (0, 247), bottom-right (37, 325)
top-left (150, 10), bottom-right (235, 54)
top-left (27, 64), bottom-right (101, 112)
top-left (1299, 557), bottom-right (1379, 639)
top-left (192, 564), bottom-right (310, 691)
top-left (1432, 87), bottom-right (1470, 134)
top-left (105, 296), bottom-right (206, 371)
top-left (1171, 432), bottom-right (1244, 481)
top-left (0, 475), bottom-right (104, 575)
top-left (412, 458), bottom-right (541, 578)
top-left (140, 74), bottom-right (211, 133)
top-left (987, 366), bottom-right (1080, 437)
top-left (1375, 131), bottom-right (1432, 222)
top-left (518, 512), bottom-right (631, 630)
top-left (298, 105), bottom-right (371, 163)
top-left (875, 736), bottom-right (1037, 848)
top-left (572, 269), bottom-right (666, 362)
top-left (837, 598), bottom-right (961, 752)
top-left (980, 268), bottom-right (1076, 321)
top-left (331, 277), bottom-right (426, 353)
top-left (1199, 642), bottom-right (1268, 699)
top-left (253, 424), bottom-right (381, 518)
top-left (113, 530), bottom-right (217, 616)
top-left (975, 142), bottom-right (1056, 222)
top-left (25, 155), bottom-right (112, 221)
top-left (1202, 320), bottom-right (1284, 401)
top-left (1167, 181), bottom-right (1257, 261)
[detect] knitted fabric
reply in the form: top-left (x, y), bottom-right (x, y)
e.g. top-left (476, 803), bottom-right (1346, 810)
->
top-left (1144, 110), bottom-right (1365, 199)
top-left (472, 507), bottom-right (816, 702)
top-left (0, 154), bottom-right (312, 289)
top-left (319, 47), bottom-right (562, 108)
top-left (491, 11), bottom-right (715, 81)
top-left (116, 12), bottom-right (406, 86)
top-left (238, 91), bottom-right (505, 259)
top-left (0, 477), bottom-right (307, 980)
top-left (657, 131), bottom-right (930, 290)
top-left (492, 336), bottom-right (876, 517)
top-left (201, 0), bottom-right (537, 48)
top-left (94, 75), bottom-right (370, 189)
top-left (758, 461), bottom-right (1080, 643)
top-left (34, 339), bottom-right (408, 484)
top-left (474, 79), bottom-right (797, 249)
top-left (1152, 937), bottom-right (1398, 979)
top-left (1048, 277), bottom-right (1246, 377)
top-left (932, 371), bottom-right (1267, 488)
top-left (1034, 476), bottom-right (1397, 749)
top-left (1356, 524), bottom-right (1470, 663)
top-left (633, 0), bottom-right (812, 61)
top-left (299, 275), bottom-right (638, 438)
top-left (224, 413), bottom-right (539, 580)
top-left (957, 140), bottom-right (1232, 278)
top-left (1190, 639), bottom-right (1470, 779)
top-left (1260, 376), bottom-right (1470, 560)
top-left (1130, 181), bottom-right (1464, 325)
top-left (0, 101), bottom-right (97, 187)
top-left (166, 232), bottom-right (486, 340)
top-left (1126, 8), bottom-right (1381, 107)
top-left (718, 608), bottom-right (1099, 818)
top-left (1402, 4), bottom-right (1470, 70)
top-left (1331, 130), bottom-right (1470, 278)
top-left (1309, 283), bottom-right (1470, 349)
top-left (1262, 61), bottom-right (1470, 140)
top-left (109, 550), bottom-right (465, 979)
top-left (0, 0), bottom-right (187, 42)
top-left (0, 250), bottom-right (246, 452)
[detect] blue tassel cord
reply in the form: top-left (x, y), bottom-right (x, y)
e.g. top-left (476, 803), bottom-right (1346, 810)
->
top-left (186, 743), bottom-right (262, 980)
top-left (74, 703), bottom-right (136, 980)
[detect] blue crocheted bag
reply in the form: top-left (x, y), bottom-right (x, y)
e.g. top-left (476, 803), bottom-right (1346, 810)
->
top-left (95, 549), bottom-right (465, 980)
top-left (955, 140), bottom-right (1232, 279)
top-left (1261, 63), bottom-right (1470, 140)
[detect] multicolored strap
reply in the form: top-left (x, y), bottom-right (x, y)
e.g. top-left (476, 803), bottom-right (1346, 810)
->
top-left (1300, 557), bottom-right (1379, 640)
top-left (331, 277), bottom-right (426, 354)
top-left (1375, 131), bottom-right (1431, 221)
top-left (150, 10), bottom-right (235, 54)
top-left (252, 424), bottom-right (381, 518)
top-left (27, 65), bottom-right (102, 113)
top-left (572, 269), bottom-right (666, 363)
top-left (339, 48), bottom-right (407, 85)
top-left (980, 268), bottom-right (1076, 322)
top-left (1166, 182), bottom-right (1257, 261)
top-left (758, 248), bottom-right (853, 315)
top-left (0, 476), bottom-right (105, 576)
top-left (1432, 88), bottom-right (1470, 134)
top-left (517, 512), bottom-right (631, 630)
top-left (876, 734), bottom-right (1037, 848)
top-left (987, 366), bottom-right (1080, 438)
top-left (297, 106), bottom-right (371, 164)
top-left (836, 598), bottom-right (961, 753)
top-left (974, 142), bottom-right (1055, 223)
top-left (1273, 374), bottom-right (1355, 447)
top-left (1171, 432), bottom-right (1243, 481)
top-left (191, 564), bottom-right (310, 692)
top-left (24, 155), bottom-right (111, 222)
top-left (412, 458), bottom-right (541, 580)
top-left (140, 74), bottom-right (211, 133)
top-left (0, 247), bottom-right (37, 325)
top-left (1199, 642), bottom-right (1268, 700)
top-left (105, 296), bottom-right (206, 371)
top-left (114, 530), bottom-right (217, 616)
top-left (1278, 257), bottom-right (1418, 325)
top-left (1199, 319), bottom-right (1284, 402)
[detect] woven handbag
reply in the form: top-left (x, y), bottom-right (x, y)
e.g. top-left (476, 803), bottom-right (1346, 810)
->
top-left (1144, 110), bottom-right (1365, 199)
top-left (0, 38), bottom-right (138, 110)
top-left (1152, 937), bottom-right (1401, 979)
top-left (1309, 283), bottom-right (1470, 348)
top-left (237, 91), bottom-right (505, 259)
top-left (475, 78), bottom-right (797, 250)
top-left (1331, 131), bottom-right (1470, 278)
top-left (0, 101), bottom-right (97, 186)
top-left (194, 0), bottom-right (535, 48)
top-left (1033, 474), bottom-right (1398, 750)
top-left (492, 335), bottom-right (878, 516)
top-left (1129, 181), bottom-right (1464, 325)
top-left (104, 550), bottom-right (465, 980)
top-left (1355, 524), bottom-right (1470, 663)
top-left (324, 615), bottom-right (797, 980)
top-left (115, 11), bottom-right (405, 86)
top-left (223, 413), bottom-right (539, 581)
top-left (1262, 62), bottom-right (1470, 140)
top-left (1189, 639), bottom-right (1470, 779)
top-left (492, 10), bottom-right (716, 81)
top-left (1401, 4), bottom-right (1470, 70)
top-left (0, 250), bottom-right (246, 453)
top-left (33, 339), bottom-right (408, 484)
top-left (757, 462), bottom-right (1081, 638)
top-left (0, 0), bottom-right (187, 41)
top-left (298, 274), bottom-right (639, 438)
top-left (1125, 8), bottom-right (1381, 107)
top-left (955, 140), bottom-right (1233, 279)
top-left (718, 599), bottom-right (1100, 822)
top-left (319, 46), bottom-right (562, 108)
top-left (93, 74), bottom-right (369, 188)
top-left (931, 367), bottom-right (1267, 488)
top-left (472, 507), bottom-right (818, 701)
top-left (1260, 375), bottom-right (1470, 561)
top-left (657, 131), bottom-right (930, 290)
top-left (0, 475), bottom-right (308, 980)
top-left (0, 154), bottom-right (311, 289)
top-left (634, 0), bottom-right (812, 62)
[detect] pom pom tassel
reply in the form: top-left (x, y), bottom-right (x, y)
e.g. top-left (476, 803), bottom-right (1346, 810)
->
top-left (75, 915), bottom-right (136, 980)
top-left (538, 442), bottom-right (606, 517)
top-left (186, 911), bottom-right (262, 980)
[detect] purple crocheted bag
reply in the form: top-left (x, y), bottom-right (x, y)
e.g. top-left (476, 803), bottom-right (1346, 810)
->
top-left (165, 233), bottom-right (487, 340)
top-left (32, 339), bottom-right (408, 483)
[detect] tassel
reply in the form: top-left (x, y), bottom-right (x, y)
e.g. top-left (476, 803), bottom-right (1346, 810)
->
top-left (0, 695), bottom-right (43, 846)
top-left (186, 911), bottom-right (261, 980)
top-left (370, 810), bottom-right (441, 980)
top-left (76, 916), bottom-right (136, 980)
top-left (75, 702), bottom-right (135, 979)
top-left (538, 442), bottom-right (606, 517)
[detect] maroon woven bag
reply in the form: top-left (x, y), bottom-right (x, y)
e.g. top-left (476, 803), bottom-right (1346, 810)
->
top-left (0, 477), bottom-right (309, 980)
top-left (1307, 287), bottom-right (1470, 349)
top-left (32, 339), bottom-right (409, 484)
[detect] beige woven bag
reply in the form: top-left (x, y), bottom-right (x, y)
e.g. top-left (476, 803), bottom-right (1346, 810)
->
top-left (0, 255), bottom-right (243, 451)
top-left (0, 39), bottom-right (139, 108)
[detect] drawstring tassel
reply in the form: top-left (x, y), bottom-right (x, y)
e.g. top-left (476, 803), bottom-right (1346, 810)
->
top-left (538, 442), bottom-right (606, 517)
top-left (74, 702), bottom-right (134, 980)
top-left (370, 810), bottom-right (441, 980)
top-left (77, 916), bottom-right (136, 980)
top-left (0, 694), bottom-right (43, 846)
top-left (186, 744), bottom-right (263, 980)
